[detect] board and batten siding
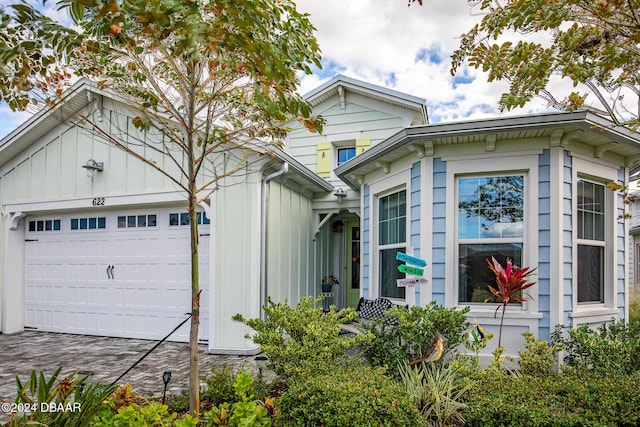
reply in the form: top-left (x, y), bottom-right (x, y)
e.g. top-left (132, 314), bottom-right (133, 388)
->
top-left (562, 150), bottom-right (573, 327)
top-left (617, 166), bottom-right (627, 319)
top-left (431, 157), bottom-right (447, 306)
top-left (538, 149), bottom-right (552, 340)
top-left (266, 180), bottom-right (315, 304)
top-left (410, 161), bottom-right (422, 306)
top-left (362, 183), bottom-right (370, 299)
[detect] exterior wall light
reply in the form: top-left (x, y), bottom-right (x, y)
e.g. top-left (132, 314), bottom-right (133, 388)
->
top-left (82, 159), bottom-right (104, 178)
top-left (334, 187), bottom-right (347, 203)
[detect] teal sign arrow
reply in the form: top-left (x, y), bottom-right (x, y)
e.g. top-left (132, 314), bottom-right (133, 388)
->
top-left (396, 252), bottom-right (427, 267)
top-left (398, 264), bottom-right (424, 276)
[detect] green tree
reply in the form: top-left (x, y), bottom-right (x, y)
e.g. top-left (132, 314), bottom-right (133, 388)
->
top-left (445, 0), bottom-right (640, 129)
top-left (1, 0), bottom-right (322, 415)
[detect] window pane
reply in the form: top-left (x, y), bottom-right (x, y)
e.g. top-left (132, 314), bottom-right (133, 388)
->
top-left (79, 218), bottom-right (87, 229)
top-left (577, 180), bottom-right (605, 241)
top-left (45, 220), bottom-right (53, 231)
top-left (71, 219), bottom-right (78, 230)
top-left (458, 176), bottom-right (524, 239)
top-left (148, 215), bottom-right (157, 227)
top-left (380, 248), bottom-right (406, 299)
top-left (137, 215), bottom-right (147, 227)
top-left (53, 220), bottom-right (61, 231)
top-left (118, 216), bottom-right (126, 228)
top-left (180, 213), bottom-right (190, 225)
top-left (127, 216), bottom-right (136, 228)
top-left (88, 217), bottom-right (97, 229)
top-left (577, 244), bottom-right (604, 303)
top-left (458, 243), bottom-right (523, 303)
top-left (379, 190), bottom-right (406, 245)
top-left (28, 221), bottom-right (36, 232)
top-left (202, 212), bottom-right (210, 225)
top-left (337, 147), bottom-right (356, 166)
top-left (169, 213), bottom-right (179, 226)
top-left (97, 217), bottom-right (106, 229)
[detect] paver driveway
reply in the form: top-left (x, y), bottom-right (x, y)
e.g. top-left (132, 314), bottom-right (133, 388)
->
top-left (0, 331), bottom-right (268, 404)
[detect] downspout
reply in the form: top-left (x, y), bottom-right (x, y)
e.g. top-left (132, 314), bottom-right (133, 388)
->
top-left (261, 162), bottom-right (289, 319)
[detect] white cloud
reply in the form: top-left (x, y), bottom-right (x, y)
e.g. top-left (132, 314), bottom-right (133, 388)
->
top-left (296, 0), bottom-right (555, 123)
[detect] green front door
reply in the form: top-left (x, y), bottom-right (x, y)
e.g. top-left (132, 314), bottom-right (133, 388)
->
top-left (346, 220), bottom-right (361, 309)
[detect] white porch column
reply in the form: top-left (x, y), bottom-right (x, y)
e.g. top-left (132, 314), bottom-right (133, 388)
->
top-left (2, 212), bottom-right (26, 333)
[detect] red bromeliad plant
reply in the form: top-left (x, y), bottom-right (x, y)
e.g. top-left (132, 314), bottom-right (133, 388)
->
top-left (486, 257), bottom-right (537, 347)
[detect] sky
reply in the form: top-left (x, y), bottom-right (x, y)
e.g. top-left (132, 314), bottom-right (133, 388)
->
top-left (0, 0), bottom-right (560, 139)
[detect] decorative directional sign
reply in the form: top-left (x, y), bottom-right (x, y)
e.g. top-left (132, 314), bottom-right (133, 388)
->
top-left (395, 252), bottom-right (427, 267)
top-left (397, 264), bottom-right (424, 276)
top-left (397, 277), bottom-right (429, 287)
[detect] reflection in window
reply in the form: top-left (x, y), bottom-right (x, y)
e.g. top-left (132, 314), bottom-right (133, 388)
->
top-left (28, 219), bottom-right (61, 232)
top-left (71, 217), bottom-right (106, 230)
top-left (169, 211), bottom-right (211, 226)
top-left (577, 179), bottom-right (605, 303)
top-left (117, 214), bottom-right (157, 228)
top-left (378, 190), bottom-right (406, 300)
top-left (337, 147), bottom-right (356, 166)
top-left (457, 175), bottom-right (525, 303)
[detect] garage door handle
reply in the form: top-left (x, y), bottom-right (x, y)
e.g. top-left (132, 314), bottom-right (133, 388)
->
top-left (107, 265), bottom-right (114, 279)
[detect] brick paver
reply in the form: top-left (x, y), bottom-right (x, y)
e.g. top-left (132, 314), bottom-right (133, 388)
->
top-left (0, 331), bottom-right (269, 408)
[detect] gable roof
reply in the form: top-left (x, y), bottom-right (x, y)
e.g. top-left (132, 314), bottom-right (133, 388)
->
top-left (303, 74), bottom-right (429, 125)
top-left (336, 110), bottom-right (640, 190)
top-left (0, 79), bottom-right (331, 193)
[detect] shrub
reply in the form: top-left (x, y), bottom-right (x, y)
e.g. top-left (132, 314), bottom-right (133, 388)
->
top-left (362, 302), bottom-right (469, 370)
top-left (91, 402), bottom-right (198, 427)
top-left (201, 366), bottom-right (237, 407)
top-left (517, 332), bottom-right (564, 376)
top-left (464, 370), bottom-right (640, 426)
top-left (630, 294), bottom-right (640, 323)
top-left (7, 367), bottom-right (118, 427)
top-left (203, 369), bottom-right (273, 427)
top-left (233, 297), bottom-right (371, 377)
top-left (399, 359), bottom-right (471, 426)
top-left (551, 320), bottom-right (640, 375)
top-left (277, 361), bottom-right (425, 427)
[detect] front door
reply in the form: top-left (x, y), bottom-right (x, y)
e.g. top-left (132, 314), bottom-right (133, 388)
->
top-left (346, 220), bottom-right (361, 309)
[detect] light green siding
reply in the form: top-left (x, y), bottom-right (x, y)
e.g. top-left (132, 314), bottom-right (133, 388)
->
top-left (266, 181), bottom-right (315, 304)
top-left (287, 102), bottom-right (404, 184)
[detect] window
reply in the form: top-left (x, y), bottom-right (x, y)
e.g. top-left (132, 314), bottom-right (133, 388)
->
top-left (28, 219), bottom-right (61, 232)
top-left (577, 179), bottom-right (605, 303)
top-left (457, 175), bottom-right (524, 303)
top-left (70, 217), bottom-right (106, 230)
top-left (117, 214), bottom-right (157, 228)
top-left (169, 211), bottom-right (210, 226)
top-left (337, 147), bottom-right (356, 166)
top-left (378, 190), bottom-right (406, 299)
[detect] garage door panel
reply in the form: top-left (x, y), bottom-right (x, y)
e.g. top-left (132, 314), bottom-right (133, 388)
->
top-left (25, 209), bottom-right (210, 343)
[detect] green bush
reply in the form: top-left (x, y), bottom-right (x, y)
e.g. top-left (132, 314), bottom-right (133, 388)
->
top-left (91, 402), bottom-right (198, 427)
top-left (399, 358), bottom-right (471, 426)
top-left (7, 367), bottom-right (118, 427)
top-left (201, 366), bottom-right (237, 407)
top-left (551, 320), bottom-right (640, 375)
top-left (233, 297), bottom-right (371, 377)
top-left (203, 369), bottom-right (272, 427)
top-left (362, 302), bottom-right (469, 369)
top-left (630, 294), bottom-right (640, 323)
top-left (277, 361), bottom-right (425, 427)
top-left (464, 370), bottom-right (640, 426)
top-left (517, 332), bottom-right (564, 376)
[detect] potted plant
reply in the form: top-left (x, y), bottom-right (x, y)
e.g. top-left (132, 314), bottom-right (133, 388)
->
top-left (321, 275), bottom-right (339, 293)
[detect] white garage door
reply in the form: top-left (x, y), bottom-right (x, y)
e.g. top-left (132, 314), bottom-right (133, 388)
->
top-left (24, 208), bottom-right (210, 343)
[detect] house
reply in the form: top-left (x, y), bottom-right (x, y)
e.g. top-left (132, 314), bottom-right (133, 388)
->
top-left (335, 111), bottom-right (640, 356)
top-left (0, 76), bottom-right (425, 354)
top-left (1, 75), bottom-right (638, 358)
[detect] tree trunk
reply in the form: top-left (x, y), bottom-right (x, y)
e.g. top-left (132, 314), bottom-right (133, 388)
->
top-left (188, 190), bottom-right (200, 416)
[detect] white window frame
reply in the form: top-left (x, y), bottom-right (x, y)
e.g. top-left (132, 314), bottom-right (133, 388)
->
top-left (456, 173), bottom-right (526, 305)
top-left (571, 156), bottom-right (618, 315)
top-left (369, 170), bottom-right (411, 304)
top-left (334, 139), bottom-right (356, 168)
top-left (444, 152), bottom-right (540, 318)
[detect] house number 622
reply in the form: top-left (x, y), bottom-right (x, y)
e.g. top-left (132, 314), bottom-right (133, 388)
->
top-left (92, 197), bottom-right (105, 206)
